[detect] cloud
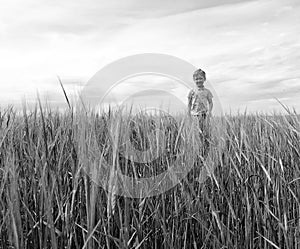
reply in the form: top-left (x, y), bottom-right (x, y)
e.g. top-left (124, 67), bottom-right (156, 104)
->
top-left (0, 0), bottom-right (255, 42)
top-left (0, 0), bottom-right (300, 113)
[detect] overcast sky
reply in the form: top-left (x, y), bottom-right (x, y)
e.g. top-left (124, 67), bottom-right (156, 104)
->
top-left (0, 0), bottom-right (299, 114)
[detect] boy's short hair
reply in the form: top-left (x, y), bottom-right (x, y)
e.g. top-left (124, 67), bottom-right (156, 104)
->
top-left (193, 69), bottom-right (206, 81)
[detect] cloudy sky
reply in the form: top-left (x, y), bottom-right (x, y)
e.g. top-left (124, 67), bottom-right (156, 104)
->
top-left (0, 0), bottom-right (299, 114)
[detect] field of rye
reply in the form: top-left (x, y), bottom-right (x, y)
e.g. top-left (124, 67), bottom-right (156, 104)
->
top-left (0, 104), bottom-right (299, 249)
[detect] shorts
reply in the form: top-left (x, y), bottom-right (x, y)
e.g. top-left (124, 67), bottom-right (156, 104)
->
top-left (191, 112), bottom-right (211, 158)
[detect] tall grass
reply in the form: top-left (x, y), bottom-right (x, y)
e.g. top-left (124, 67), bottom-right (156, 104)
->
top-left (0, 105), bottom-right (299, 248)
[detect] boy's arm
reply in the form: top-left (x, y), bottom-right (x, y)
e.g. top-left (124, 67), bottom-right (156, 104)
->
top-left (207, 90), bottom-right (213, 116)
top-left (187, 90), bottom-right (193, 116)
top-left (208, 98), bottom-right (213, 116)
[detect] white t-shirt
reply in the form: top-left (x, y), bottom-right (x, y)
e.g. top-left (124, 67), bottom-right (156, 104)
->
top-left (188, 87), bottom-right (213, 116)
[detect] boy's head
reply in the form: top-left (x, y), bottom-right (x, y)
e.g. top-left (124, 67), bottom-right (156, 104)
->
top-left (193, 69), bottom-right (206, 88)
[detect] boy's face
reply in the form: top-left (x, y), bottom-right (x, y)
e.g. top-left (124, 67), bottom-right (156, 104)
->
top-left (194, 75), bottom-right (205, 88)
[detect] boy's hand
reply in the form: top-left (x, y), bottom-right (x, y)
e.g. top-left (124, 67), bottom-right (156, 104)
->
top-left (187, 107), bottom-right (191, 117)
top-left (187, 112), bottom-right (193, 121)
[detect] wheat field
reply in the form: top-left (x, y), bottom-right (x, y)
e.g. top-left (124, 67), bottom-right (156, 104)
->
top-left (0, 105), bottom-right (299, 249)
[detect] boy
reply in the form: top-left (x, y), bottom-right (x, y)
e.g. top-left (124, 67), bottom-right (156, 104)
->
top-left (187, 68), bottom-right (213, 158)
top-left (188, 69), bottom-right (213, 118)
